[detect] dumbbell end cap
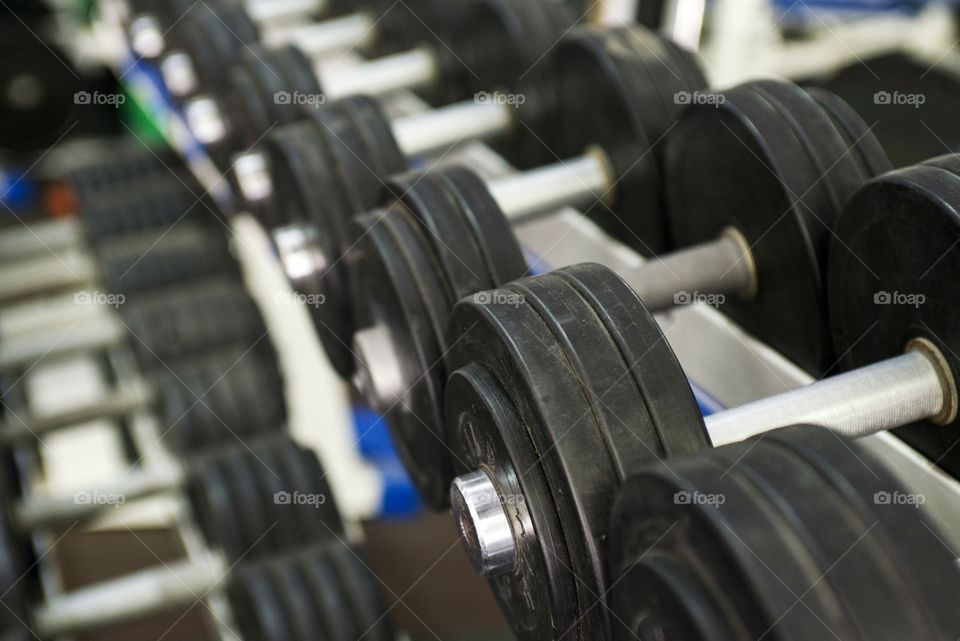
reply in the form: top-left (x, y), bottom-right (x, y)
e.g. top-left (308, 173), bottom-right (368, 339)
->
top-left (450, 470), bottom-right (517, 578)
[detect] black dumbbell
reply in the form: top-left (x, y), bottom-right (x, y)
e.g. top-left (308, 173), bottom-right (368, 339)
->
top-left (186, 0), bottom-right (576, 168)
top-left (2, 433), bottom-right (342, 638)
top-left (160, 0), bottom-right (464, 100)
top-left (258, 24), bottom-right (706, 377)
top-left (0, 173), bottom-right (226, 265)
top-left (0, 281), bottom-right (285, 452)
top-left (443, 256), bottom-right (956, 641)
top-left (0, 223), bottom-right (240, 369)
top-left (608, 425), bottom-right (960, 641)
top-left (346, 76), bottom-right (888, 507)
top-left (125, 0), bottom-right (324, 60)
top-left (227, 540), bottom-right (396, 641)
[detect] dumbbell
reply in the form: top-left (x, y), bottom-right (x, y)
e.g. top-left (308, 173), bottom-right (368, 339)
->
top-left (608, 424), bottom-right (960, 641)
top-left (0, 284), bottom-right (285, 453)
top-left (255, 24), bottom-right (707, 377)
top-left (0, 173), bottom-right (226, 264)
top-left (442, 254), bottom-right (957, 641)
top-left (0, 433), bottom-right (344, 638)
top-left (226, 540), bottom-right (395, 641)
top-left (345, 77), bottom-right (889, 505)
top-left (186, 0), bottom-right (577, 169)
top-left (0, 218), bottom-right (237, 306)
top-left (126, 0), bottom-right (326, 60)
top-left (0, 223), bottom-right (240, 362)
top-left (159, 0), bottom-right (463, 100)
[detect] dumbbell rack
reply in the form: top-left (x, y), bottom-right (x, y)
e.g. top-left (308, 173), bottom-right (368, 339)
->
top-left (87, 0), bottom-right (960, 569)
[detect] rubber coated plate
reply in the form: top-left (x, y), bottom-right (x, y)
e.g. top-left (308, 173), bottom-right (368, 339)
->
top-left (388, 170), bottom-right (493, 304)
top-left (828, 158), bottom-right (960, 476)
top-left (557, 264), bottom-right (708, 456)
top-left (509, 272), bottom-right (653, 483)
top-left (750, 434), bottom-right (942, 639)
top-left (287, 441), bottom-right (345, 541)
top-left (608, 432), bottom-right (841, 641)
top-left (437, 166), bottom-right (529, 290)
top-left (446, 365), bottom-right (576, 641)
top-left (767, 426), bottom-right (960, 638)
top-left (666, 83), bottom-right (832, 376)
top-left (187, 453), bottom-right (246, 560)
top-left (223, 448), bottom-right (274, 559)
top-left (327, 545), bottom-right (395, 641)
top-left (251, 443), bottom-right (300, 552)
top-left (97, 224), bottom-right (237, 296)
top-left (227, 563), bottom-right (292, 641)
top-left (805, 87), bottom-right (892, 178)
top-left (548, 25), bottom-right (708, 254)
top-left (749, 81), bottom-right (865, 227)
top-left (445, 279), bottom-right (618, 641)
top-left (268, 562), bottom-right (322, 641)
top-left (299, 545), bottom-right (362, 641)
top-left (609, 426), bottom-right (960, 641)
top-left (348, 208), bottom-right (454, 507)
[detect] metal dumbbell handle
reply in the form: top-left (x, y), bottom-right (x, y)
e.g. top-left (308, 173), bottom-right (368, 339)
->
top-left (131, 0), bottom-right (329, 59)
top-left (188, 44), bottom-right (446, 145)
top-left (34, 550), bottom-right (227, 637)
top-left (353, 151), bottom-right (757, 409)
top-left (0, 380), bottom-right (155, 446)
top-left (487, 151), bottom-right (760, 306)
top-left (235, 98), bottom-right (517, 204)
top-left (0, 248), bottom-right (99, 304)
top-left (452, 338), bottom-right (957, 579)
top-left (0, 218), bottom-right (84, 264)
top-left (0, 312), bottom-right (125, 372)
top-left (163, 11), bottom-right (377, 97)
top-left (14, 463), bottom-right (186, 530)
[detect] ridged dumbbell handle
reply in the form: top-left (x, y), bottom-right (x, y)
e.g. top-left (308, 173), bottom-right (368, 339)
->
top-left (0, 381), bottom-right (155, 446)
top-left (34, 552), bottom-right (227, 637)
top-left (15, 464), bottom-right (186, 530)
top-left (705, 340), bottom-right (957, 446)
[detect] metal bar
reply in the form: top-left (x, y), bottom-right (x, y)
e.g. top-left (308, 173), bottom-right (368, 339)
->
top-left (321, 47), bottom-right (439, 100)
top-left (34, 553), bottom-right (227, 637)
top-left (392, 100), bottom-right (516, 159)
top-left (705, 348), bottom-right (952, 446)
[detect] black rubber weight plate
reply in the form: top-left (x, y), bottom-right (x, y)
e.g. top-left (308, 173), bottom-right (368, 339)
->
top-left (446, 364), bottom-right (576, 641)
top-left (767, 426), bottom-right (960, 637)
top-left (804, 87), bottom-right (892, 178)
top-left (556, 263), bottom-right (708, 458)
top-left (348, 207), bottom-right (454, 508)
top-left (509, 272), bottom-right (651, 483)
top-left (828, 158), bottom-right (960, 477)
top-left (437, 166), bottom-right (529, 289)
top-left (666, 83), bottom-right (832, 376)
top-left (327, 545), bottom-right (395, 641)
top-left (445, 279), bottom-right (617, 641)
top-left (749, 81), bottom-right (865, 228)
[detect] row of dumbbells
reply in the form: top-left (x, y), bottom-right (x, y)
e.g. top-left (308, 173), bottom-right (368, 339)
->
top-left (0, 150), bottom-right (395, 640)
top-left (119, 1), bottom-right (960, 640)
